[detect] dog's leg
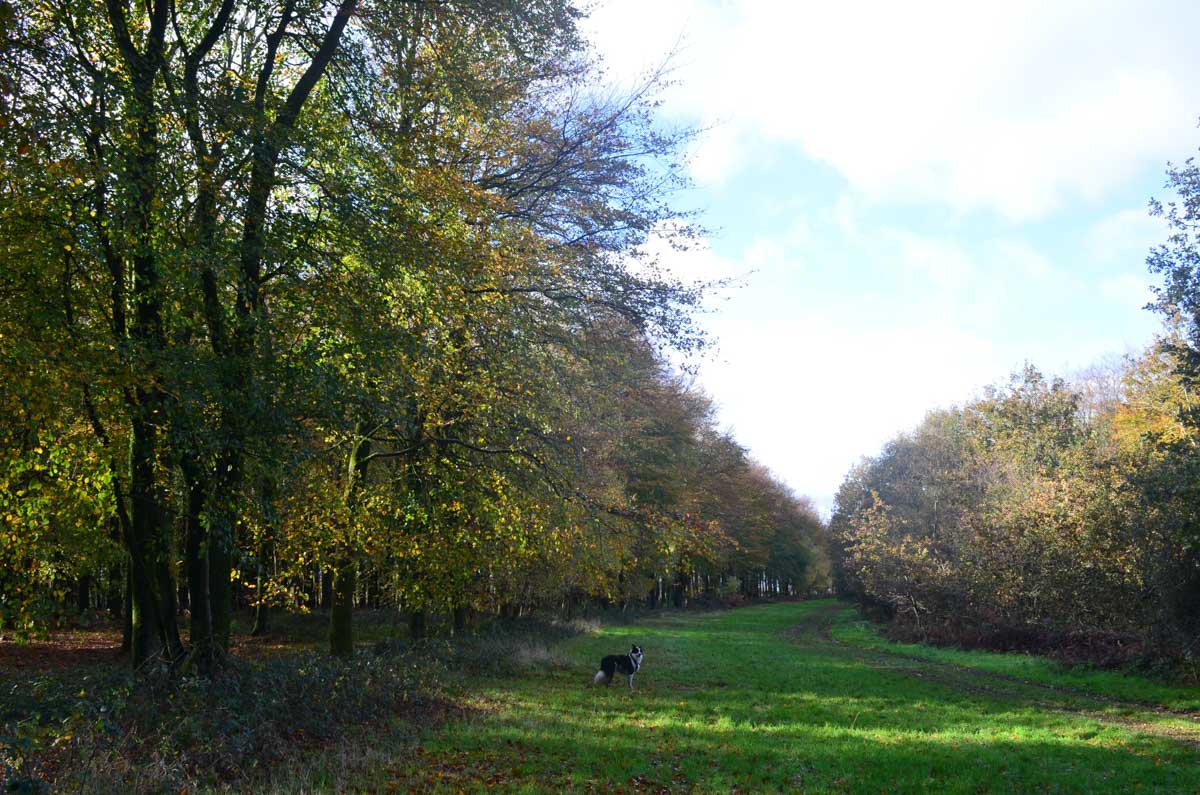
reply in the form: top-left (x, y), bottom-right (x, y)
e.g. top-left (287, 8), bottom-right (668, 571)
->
top-left (627, 674), bottom-right (634, 690)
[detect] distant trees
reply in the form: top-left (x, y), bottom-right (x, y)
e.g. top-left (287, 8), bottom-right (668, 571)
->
top-left (831, 354), bottom-right (1200, 665)
top-left (0, 0), bottom-right (824, 664)
top-left (829, 149), bottom-right (1200, 669)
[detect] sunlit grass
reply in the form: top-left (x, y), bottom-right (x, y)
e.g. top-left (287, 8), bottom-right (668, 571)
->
top-left (831, 612), bottom-right (1200, 712)
top-left (354, 601), bottom-right (1200, 793)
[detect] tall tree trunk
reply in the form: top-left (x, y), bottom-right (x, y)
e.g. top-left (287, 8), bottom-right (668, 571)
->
top-left (251, 526), bottom-right (274, 637)
top-left (127, 413), bottom-right (183, 667)
top-left (180, 455), bottom-right (216, 668)
top-left (121, 566), bottom-right (133, 655)
top-left (105, 0), bottom-right (179, 670)
top-left (207, 502), bottom-right (234, 650)
top-left (330, 426), bottom-right (371, 657)
top-left (330, 559), bottom-right (356, 657)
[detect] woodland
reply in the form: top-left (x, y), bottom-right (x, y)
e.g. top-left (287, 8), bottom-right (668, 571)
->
top-left (0, 0), bottom-right (824, 667)
top-left (830, 159), bottom-right (1200, 674)
top-left (4, 0), bottom-right (1200, 791)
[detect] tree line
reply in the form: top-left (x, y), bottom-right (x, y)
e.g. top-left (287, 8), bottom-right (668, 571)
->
top-left (0, 0), bottom-right (825, 670)
top-left (830, 157), bottom-right (1200, 669)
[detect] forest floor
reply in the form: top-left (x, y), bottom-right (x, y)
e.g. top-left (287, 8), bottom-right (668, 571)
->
top-left (5, 601), bottom-right (1200, 792)
top-left (356, 600), bottom-right (1200, 794)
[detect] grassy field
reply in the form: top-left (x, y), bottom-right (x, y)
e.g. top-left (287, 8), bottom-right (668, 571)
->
top-left (7, 601), bottom-right (1199, 792)
top-left (353, 600), bottom-right (1200, 794)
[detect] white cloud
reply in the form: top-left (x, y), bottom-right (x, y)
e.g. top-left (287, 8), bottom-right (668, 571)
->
top-left (698, 313), bottom-right (1001, 516)
top-left (1100, 274), bottom-right (1156, 312)
top-left (584, 1), bottom-right (1184, 513)
top-left (886, 231), bottom-right (977, 291)
top-left (689, 215), bottom-right (1160, 514)
top-left (1087, 207), bottom-right (1168, 268)
top-left (743, 238), bottom-right (784, 269)
top-left (686, 123), bottom-right (744, 185)
top-left (585, 0), bottom-right (1200, 219)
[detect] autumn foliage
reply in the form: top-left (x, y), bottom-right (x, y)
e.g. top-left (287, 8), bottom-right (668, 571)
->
top-left (0, 0), bottom-right (824, 660)
top-left (831, 358), bottom-right (1200, 669)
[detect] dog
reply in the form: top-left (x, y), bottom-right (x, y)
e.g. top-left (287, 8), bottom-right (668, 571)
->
top-left (593, 644), bottom-right (643, 689)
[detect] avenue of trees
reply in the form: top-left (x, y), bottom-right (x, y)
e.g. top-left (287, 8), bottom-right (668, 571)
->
top-left (0, 0), bottom-right (825, 669)
top-left (831, 158), bottom-right (1200, 668)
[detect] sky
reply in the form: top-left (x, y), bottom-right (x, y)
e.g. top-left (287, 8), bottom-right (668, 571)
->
top-left (581, 0), bottom-right (1200, 516)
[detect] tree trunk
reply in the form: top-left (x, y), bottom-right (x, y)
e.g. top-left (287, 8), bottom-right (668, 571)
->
top-left (321, 569), bottom-right (333, 609)
top-left (107, 2), bottom-right (179, 670)
top-left (329, 426), bottom-right (371, 656)
top-left (76, 575), bottom-right (92, 612)
top-left (127, 413), bottom-right (183, 667)
top-left (250, 545), bottom-right (272, 636)
top-left (329, 559), bottom-right (356, 657)
top-left (251, 599), bottom-right (269, 636)
top-left (181, 456), bottom-right (215, 665)
top-left (106, 562), bottom-right (123, 619)
top-left (207, 506), bottom-right (233, 650)
top-left (409, 610), bottom-right (427, 640)
top-left (121, 566), bottom-right (132, 655)
top-left (672, 569), bottom-right (687, 609)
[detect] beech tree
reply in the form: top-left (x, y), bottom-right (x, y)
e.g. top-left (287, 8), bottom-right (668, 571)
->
top-left (2, 0), bottom-right (827, 667)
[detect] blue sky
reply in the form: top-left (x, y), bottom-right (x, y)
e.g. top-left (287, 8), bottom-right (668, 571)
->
top-left (583, 0), bottom-right (1200, 515)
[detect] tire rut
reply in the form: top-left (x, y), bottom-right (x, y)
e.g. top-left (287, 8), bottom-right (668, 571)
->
top-left (787, 604), bottom-right (1200, 749)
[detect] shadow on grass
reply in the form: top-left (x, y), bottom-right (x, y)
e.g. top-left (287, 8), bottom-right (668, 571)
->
top-left (384, 602), bottom-right (1200, 793)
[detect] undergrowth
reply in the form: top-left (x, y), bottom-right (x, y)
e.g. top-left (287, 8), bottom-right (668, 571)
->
top-left (1, 613), bottom-right (586, 793)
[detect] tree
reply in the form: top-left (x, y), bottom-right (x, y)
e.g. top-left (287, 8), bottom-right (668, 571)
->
top-left (3, 0), bottom-right (825, 673)
top-left (834, 365), bottom-right (1148, 650)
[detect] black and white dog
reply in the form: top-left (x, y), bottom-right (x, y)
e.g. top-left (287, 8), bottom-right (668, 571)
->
top-left (593, 644), bottom-right (644, 689)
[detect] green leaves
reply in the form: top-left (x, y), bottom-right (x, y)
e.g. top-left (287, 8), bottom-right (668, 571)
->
top-left (2, 0), bottom-right (815, 656)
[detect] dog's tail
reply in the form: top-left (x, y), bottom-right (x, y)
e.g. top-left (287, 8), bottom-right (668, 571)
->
top-left (593, 669), bottom-right (609, 685)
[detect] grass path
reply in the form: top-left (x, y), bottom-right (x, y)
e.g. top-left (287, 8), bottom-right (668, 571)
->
top-left (369, 601), bottom-right (1200, 793)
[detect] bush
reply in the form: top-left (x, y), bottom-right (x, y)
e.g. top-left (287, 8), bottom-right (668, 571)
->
top-left (2, 648), bottom-right (436, 793)
top-left (372, 614), bottom-right (580, 676)
top-left (1, 610), bottom-right (602, 792)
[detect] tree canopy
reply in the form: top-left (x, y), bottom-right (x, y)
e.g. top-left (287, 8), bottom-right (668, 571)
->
top-left (0, 0), bottom-right (825, 667)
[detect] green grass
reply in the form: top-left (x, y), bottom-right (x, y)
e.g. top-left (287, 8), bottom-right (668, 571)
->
top-left (355, 600), bottom-right (1200, 793)
top-left (831, 612), bottom-right (1200, 713)
top-left (15, 602), bottom-right (1195, 792)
